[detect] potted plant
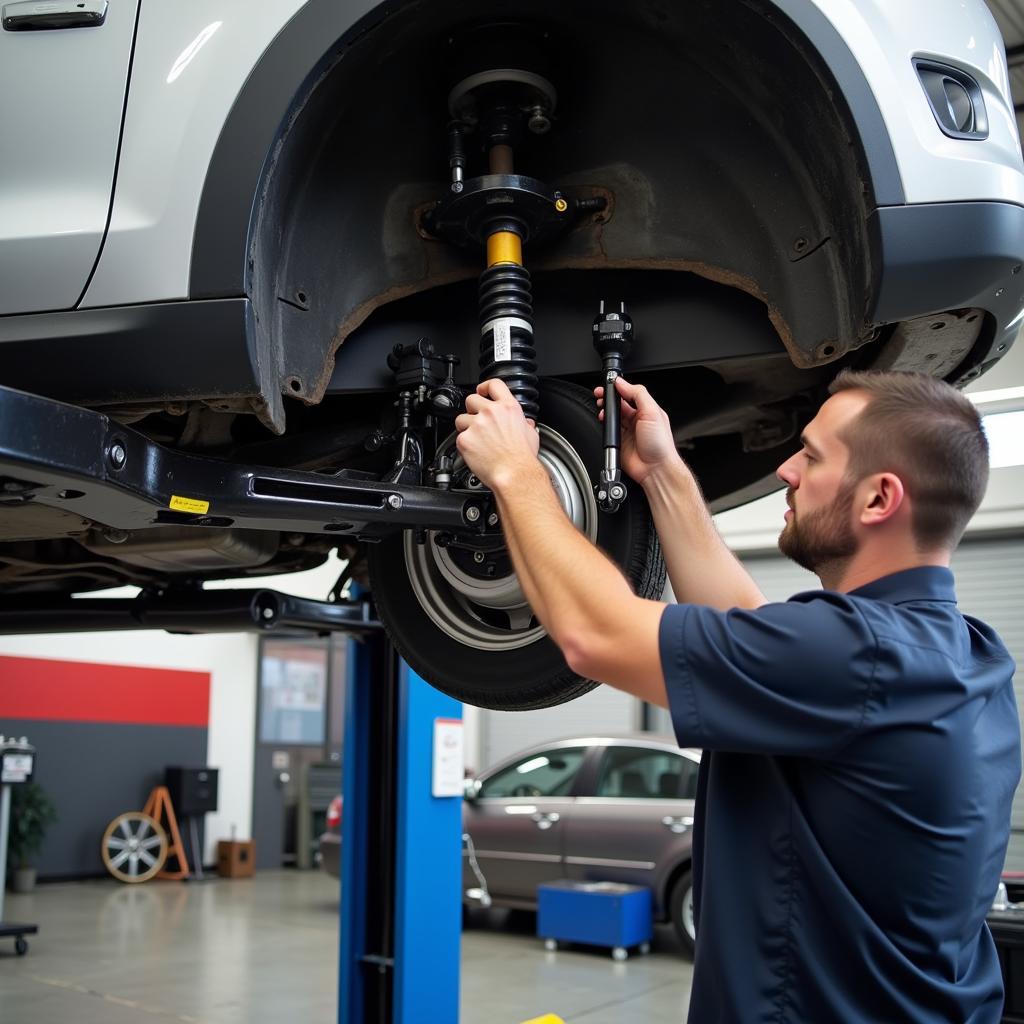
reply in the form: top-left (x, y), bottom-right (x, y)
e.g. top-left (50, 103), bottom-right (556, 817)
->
top-left (8, 782), bottom-right (57, 892)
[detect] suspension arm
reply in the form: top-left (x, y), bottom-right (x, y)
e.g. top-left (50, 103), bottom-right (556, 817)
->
top-left (0, 384), bottom-right (487, 537)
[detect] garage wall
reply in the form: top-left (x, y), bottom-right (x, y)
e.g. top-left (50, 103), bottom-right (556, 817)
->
top-left (477, 685), bottom-right (641, 771)
top-left (0, 552), bottom-right (481, 872)
top-left (0, 655), bottom-right (211, 879)
top-left (0, 630), bottom-right (258, 872)
top-left (713, 464), bottom-right (1024, 553)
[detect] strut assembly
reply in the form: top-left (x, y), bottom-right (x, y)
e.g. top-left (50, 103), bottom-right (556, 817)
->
top-left (423, 47), bottom-right (604, 423)
top-left (420, 30), bottom-right (631, 510)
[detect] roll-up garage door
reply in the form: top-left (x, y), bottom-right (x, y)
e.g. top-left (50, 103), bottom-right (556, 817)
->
top-left (480, 686), bottom-right (639, 770)
top-left (741, 534), bottom-right (1024, 868)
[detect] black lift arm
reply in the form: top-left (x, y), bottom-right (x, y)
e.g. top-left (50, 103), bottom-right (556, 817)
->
top-left (0, 589), bottom-right (383, 636)
top-left (0, 384), bottom-right (487, 537)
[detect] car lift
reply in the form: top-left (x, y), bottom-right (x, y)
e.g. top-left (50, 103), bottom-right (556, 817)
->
top-left (339, 619), bottom-right (463, 1024)
top-left (0, 381), bottom-right (464, 1023)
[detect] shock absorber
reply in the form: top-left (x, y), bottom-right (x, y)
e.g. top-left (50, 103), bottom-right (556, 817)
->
top-left (477, 147), bottom-right (539, 421)
top-left (478, 230), bottom-right (538, 421)
top-left (422, 61), bottom-right (607, 422)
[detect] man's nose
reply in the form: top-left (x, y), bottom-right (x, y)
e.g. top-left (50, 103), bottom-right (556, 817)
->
top-left (776, 456), bottom-right (798, 488)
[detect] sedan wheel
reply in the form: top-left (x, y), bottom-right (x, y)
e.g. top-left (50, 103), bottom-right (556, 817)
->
top-left (670, 869), bottom-right (696, 957)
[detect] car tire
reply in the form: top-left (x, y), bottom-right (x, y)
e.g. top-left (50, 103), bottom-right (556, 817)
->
top-left (670, 869), bottom-right (696, 957)
top-left (367, 378), bottom-right (666, 710)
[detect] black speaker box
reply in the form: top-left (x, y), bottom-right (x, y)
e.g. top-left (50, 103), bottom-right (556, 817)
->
top-left (165, 766), bottom-right (219, 817)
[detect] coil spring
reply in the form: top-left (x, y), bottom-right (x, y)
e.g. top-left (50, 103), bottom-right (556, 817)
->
top-left (478, 263), bottom-right (539, 421)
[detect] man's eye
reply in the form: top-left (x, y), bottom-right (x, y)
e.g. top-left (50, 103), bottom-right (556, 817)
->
top-left (803, 450), bottom-right (815, 463)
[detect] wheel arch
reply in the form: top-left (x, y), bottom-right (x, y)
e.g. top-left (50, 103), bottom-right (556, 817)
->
top-left (188, 0), bottom-right (904, 437)
top-left (190, 0), bottom-right (903, 301)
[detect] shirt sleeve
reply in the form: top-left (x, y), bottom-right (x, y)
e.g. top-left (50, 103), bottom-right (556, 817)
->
top-left (659, 594), bottom-right (878, 757)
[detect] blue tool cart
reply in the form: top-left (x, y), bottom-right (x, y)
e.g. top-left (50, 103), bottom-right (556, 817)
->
top-left (537, 880), bottom-right (652, 961)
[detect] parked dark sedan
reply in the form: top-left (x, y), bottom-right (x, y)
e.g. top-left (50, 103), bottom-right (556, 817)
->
top-left (321, 733), bottom-right (699, 954)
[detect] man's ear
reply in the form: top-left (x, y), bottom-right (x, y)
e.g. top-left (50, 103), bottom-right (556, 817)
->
top-left (859, 472), bottom-right (905, 527)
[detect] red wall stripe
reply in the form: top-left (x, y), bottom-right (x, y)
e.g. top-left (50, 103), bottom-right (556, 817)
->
top-left (0, 656), bottom-right (210, 727)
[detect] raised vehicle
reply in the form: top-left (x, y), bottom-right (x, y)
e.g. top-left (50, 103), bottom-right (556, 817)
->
top-left (1, 1), bottom-right (1021, 709)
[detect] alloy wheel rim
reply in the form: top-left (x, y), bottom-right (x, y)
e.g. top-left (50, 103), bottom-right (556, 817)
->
top-left (102, 812), bottom-right (167, 883)
top-left (404, 424), bottom-right (597, 651)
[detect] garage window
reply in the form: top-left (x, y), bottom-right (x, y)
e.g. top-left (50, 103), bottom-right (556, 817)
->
top-left (982, 410), bottom-right (1024, 468)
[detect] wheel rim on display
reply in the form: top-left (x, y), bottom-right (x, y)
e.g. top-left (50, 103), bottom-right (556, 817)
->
top-left (404, 425), bottom-right (597, 651)
top-left (101, 812), bottom-right (168, 883)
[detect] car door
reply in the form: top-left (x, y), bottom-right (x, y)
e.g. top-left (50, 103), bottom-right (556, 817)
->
top-left (462, 744), bottom-right (587, 904)
top-left (0, 0), bottom-right (140, 314)
top-left (562, 743), bottom-right (700, 906)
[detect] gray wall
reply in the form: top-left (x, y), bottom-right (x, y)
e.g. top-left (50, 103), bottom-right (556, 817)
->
top-left (3, 719), bottom-right (207, 880)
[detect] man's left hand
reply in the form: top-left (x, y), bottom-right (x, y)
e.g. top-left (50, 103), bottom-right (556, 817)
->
top-left (454, 378), bottom-right (540, 490)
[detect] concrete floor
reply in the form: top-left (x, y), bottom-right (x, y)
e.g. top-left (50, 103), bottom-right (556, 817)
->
top-left (0, 871), bottom-right (693, 1023)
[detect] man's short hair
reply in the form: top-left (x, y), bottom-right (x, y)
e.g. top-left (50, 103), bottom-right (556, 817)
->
top-left (828, 369), bottom-right (989, 551)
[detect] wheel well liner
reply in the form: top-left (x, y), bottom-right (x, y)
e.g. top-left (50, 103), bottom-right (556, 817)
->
top-left (190, 0), bottom-right (901, 301)
top-left (191, 0), bottom-right (900, 435)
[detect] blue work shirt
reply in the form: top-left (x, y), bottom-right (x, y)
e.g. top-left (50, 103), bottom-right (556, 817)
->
top-left (659, 567), bottom-right (1020, 1024)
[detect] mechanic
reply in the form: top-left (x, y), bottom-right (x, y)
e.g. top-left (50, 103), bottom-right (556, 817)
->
top-left (454, 368), bottom-right (1020, 1023)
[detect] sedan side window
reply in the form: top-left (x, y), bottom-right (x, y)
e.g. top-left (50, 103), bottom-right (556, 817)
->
top-left (478, 747), bottom-right (586, 798)
top-left (596, 746), bottom-right (697, 800)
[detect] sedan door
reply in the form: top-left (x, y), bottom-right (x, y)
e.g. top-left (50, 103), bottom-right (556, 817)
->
top-left (462, 744), bottom-right (587, 904)
top-left (0, 1), bottom-right (140, 314)
top-left (562, 744), bottom-right (699, 907)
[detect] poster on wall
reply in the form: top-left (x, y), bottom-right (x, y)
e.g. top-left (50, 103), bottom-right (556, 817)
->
top-left (259, 651), bottom-right (328, 745)
top-left (432, 718), bottom-right (464, 798)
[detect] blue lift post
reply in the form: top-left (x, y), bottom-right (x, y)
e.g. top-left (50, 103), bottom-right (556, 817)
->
top-left (338, 628), bottom-right (463, 1024)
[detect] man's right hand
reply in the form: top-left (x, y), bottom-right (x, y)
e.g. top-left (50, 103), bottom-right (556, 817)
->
top-left (594, 376), bottom-right (680, 487)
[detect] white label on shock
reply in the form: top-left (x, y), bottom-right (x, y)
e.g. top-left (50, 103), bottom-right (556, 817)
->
top-left (493, 319), bottom-right (513, 362)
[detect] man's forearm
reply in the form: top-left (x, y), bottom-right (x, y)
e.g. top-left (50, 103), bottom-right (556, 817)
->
top-left (643, 457), bottom-right (766, 611)
top-left (491, 461), bottom-right (668, 706)
top-left (493, 462), bottom-right (634, 642)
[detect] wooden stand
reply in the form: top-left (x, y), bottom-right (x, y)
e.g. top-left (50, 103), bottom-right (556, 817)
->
top-left (142, 786), bottom-right (190, 880)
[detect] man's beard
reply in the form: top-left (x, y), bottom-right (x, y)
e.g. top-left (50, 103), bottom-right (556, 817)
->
top-left (778, 479), bottom-right (858, 577)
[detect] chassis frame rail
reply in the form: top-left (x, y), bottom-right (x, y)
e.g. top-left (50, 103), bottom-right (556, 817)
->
top-left (0, 589), bottom-right (383, 635)
top-left (0, 384), bottom-right (486, 537)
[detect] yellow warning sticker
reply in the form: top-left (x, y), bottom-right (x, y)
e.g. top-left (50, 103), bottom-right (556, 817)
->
top-left (169, 495), bottom-right (210, 515)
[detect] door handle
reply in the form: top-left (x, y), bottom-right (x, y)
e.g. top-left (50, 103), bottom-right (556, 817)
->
top-left (531, 811), bottom-right (560, 831)
top-left (3, 0), bottom-right (108, 31)
top-left (662, 815), bottom-right (694, 834)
